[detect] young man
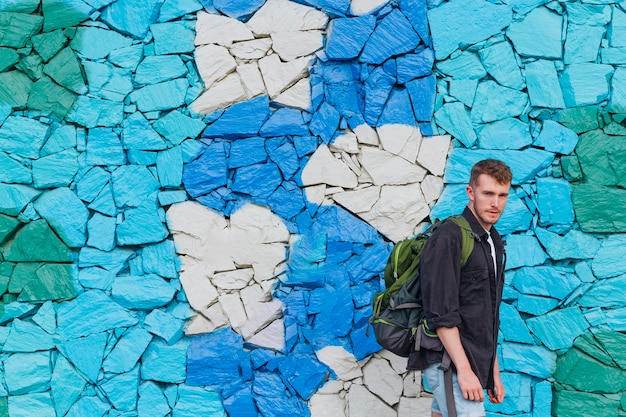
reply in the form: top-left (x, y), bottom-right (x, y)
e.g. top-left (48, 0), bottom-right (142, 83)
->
top-left (408, 159), bottom-right (512, 417)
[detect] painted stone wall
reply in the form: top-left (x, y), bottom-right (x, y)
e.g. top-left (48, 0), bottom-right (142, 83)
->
top-left (0, 0), bottom-right (625, 417)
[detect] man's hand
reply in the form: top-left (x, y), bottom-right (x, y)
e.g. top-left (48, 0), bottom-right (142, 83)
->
top-left (457, 367), bottom-right (484, 402)
top-left (488, 358), bottom-right (505, 403)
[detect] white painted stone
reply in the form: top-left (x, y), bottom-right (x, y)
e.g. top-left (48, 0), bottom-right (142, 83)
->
top-left (377, 124), bottom-right (422, 162)
top-left (212, 269), bottom-right (253, 290)
top-left (359, 146), bottom-right (427, 185)
top-left (219, 292), bottom-right (247, 329)
top-left (417, 135), bottom-right (451, 176)
top-left (347, 383), bottom-right (396, 417)
top-left (236, 63), bottom-right (266, 99)
top-left (246, 0), bottom-right (329, 35)
top-left (204, 302), bottom-right (229, 329)
top-left (332, 186), bottom-right (380, 213)
top-left (362, 357), bottom-right (404, 406)
top-left (230, 38), bottom-right (273, 60)
top-left (195, 12), bottom-right (254, 46)
top-left (340, 152), bottom-right (362, 176)
top-left (246, 318), bottom-right (285, 351)
top-left (350, 0), bottom-right (389, 16)
top-left (378, 350), bottom-right (410, 374)
top-left (301, 145), bottom-right (358, 188)
top-left (184, 313), bottom-right (214, 335)
top-left (166, 201), bottom-right (227, 238)
top-left (310, 393), bottom-right (347, 417)
top-left (316, 379), bottom-right (345, 395)
top-left (305, 184), bottom-right (327, 206)
top-left (316, 346), bottom-right (363, 381)
top-left (330, 132), bottom-right (360, 154)
top-left (191, 73), bottom-right (247, 114)
top-left (397, 396), bottom-right (433, 417)
top-left (354, 123), bottom-right (379, 146)
top-left (178, 262), bottom-right (220, 311)
top-left (273, 77), bottom-right (311, 110)
top-left (194, 44), bottom-right (237, 89)
top-left (402, 371), bottom-right (422, 398)
top-left (259, 54), bottom-right (313, 98)
top-left (238, 284), bottom-right (284, 340)
top-left (230, 203), bottom-right (290, 243)
top-left (271, 30), bottom-right (324, 61)
top-left (421, 175), bottom-right (444, 206)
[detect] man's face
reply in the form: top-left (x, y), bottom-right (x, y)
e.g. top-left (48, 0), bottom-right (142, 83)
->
top-left (466, 174), bottom-right (511, 230)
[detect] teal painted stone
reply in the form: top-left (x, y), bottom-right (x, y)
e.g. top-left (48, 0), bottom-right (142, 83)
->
top-left (0, 12), bottom-right (43, 48)
top-left (121, 112), bottom-right (168, 151)
top-left (534, 228), bottom-right (601, 261)
top-left (86, 128), bottom-right (126, 166)
top-left (525, 60), bottom-right (566, 108)
top-left (536, 177), bottom-right (574, 229)
top-left (512, 266), bottom-right (581, 300)
top-left (141, 339), bottom-right (188, 383)
top-left (504, 234), bottom-right (547, 269)
top-left (517, 294), bottom-right (559, 316)
top-left (78, 247), bottom-right (134, 273)
top-left (4, 351), bottom-right (51, 394)
top-left (573, 184), bottom-right (626, 233)
top-left (0, 0), bottom-right (40, 12)
top-left (0, 214), bottom-right (19, 244)
top-left (3, 219), bottom-right (72, 262)
top-left (153, 110), bottom-right (204, 146)
top-left (428, 0), bottom-right (512, 59)
top-left (87, 213), bottom-right (116, 251)
top-left (156, 147), bottom-right (182, 188)
top-left (18, 263), bottom-right (78, 302)
top-left (500, 342), bottom-right (557, 378)
top-left (44, 47), bottom-right (86, 94)
top-left (448, 78), bottom-right (477, 107)
top-left (437, 51), bottom-right (486, 80)
top-left (555, 346), bottom-right (626, 393)
top-left (2, 318), bottom-right (56, 352)
top-left (144, 309), bottom-right (184, 344)
top-left (100, 365), bottom-right (140, 411)
top-left (101, 0), bottom-right (162, 39)
top-left (66, 96), bottom-right (124, 128)
top-left (594, 331), bottom-right (626, 369)
top-left (553, 389), bottom-right (619, 417)
top-left (478, 41), bottom-right (524, 90)
top-left (434, 102), bottom-right (476, 147)
top-left (579, 275), bottom-right (626, 309)
top-left (51, 355), bottom-right (86, 417)
top-left (102, 327), bottom-right (152, 373)
top-left (0, 151), bottom-right (31, 184)
top-left (526, 307), bottom-right (589, 351)
top-left (58, 332), bottom-right (108, 382)
top-left (64, 396), bottom-right (110, 417)
top-left (16, 54), bottom-right (43, 80)
top-left (135, 55), bottom-right (188, 85)
top-left (33, 187), bottom-right (88, 247)
top-left (507, 7), bottom-right (562, 59)
top-left (31, 29), bottom-right (66, 62)
top-left (42, 124), bottom-right (76, 156)
top-left (575, 129), bottom-right (626, 185)
top-left (499, 302), bottom-right (534, 344)
top-left (32, 149), bottom-right (79, 188)
top-left (565, 24), bottom-right (605, 64)
top-left (0, 47), bottom-right (19, 72)
top-left (0, 116), bottom-right (49, 159)
top-left (8, 262), bottom-right (41, 293)
top-left (0, 302), bottom-right (37, 324)
top-left (42, 0), bottom-right (93, 32)
top-left (150, 22), bottom-right (195, 54)
top-left (605, 308), bottom-right (626, 332)
top-left (111, 165), bottom-right (160, 208)
top-left (77, 266), bottom-right (115, 290)
top-left (108, 44), bottom-right (144, 70)
top-left (560, 63), bottom-right (613, 107)
top-left (608, 67), bottom-right (626, 113)
top-left (592, 234), bottom-right (626, 278)
top-left (471, 80), bottom-right (529, 123)
top-left (141, 240), bottom-right (179, 279)
top-left (7, 392), bottom-right (56, 417)
top-left (56, 290), bottom-right (138, 339)
top-left (111, 273), bottom-right (175, 309)
top-left (31, 300), bottom-right (55, 334)
top-left (173, 385), bottom-right (227, 417)
top-left (70, 26), bottom-right (132, 60)
top-left (477, 117), bottom-right (532, 149)
top-left (534, 120), bottom-right (578, 155)
top-left (76, 167), bottom-right (110, 203)
top-left (137, 381), bottom-right (171, 417)
top-left (0, 71), bottom-right (32, 108)
top-left (130, 78), bottom-right (188, 112)
top-left (27, 76), bottom-right (77, 119)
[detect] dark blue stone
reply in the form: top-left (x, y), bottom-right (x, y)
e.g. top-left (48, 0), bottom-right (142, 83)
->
top-left (407, 74), bottom-right (436, 121)
top-left (213, 0), bottom-right (264, 19)
top-left (228, 137), bottom-right (267, 168)
top-left (360, 8), bottom-right (421, 64)
top-left (378, 87), bottom-right (416, 126)
top-left (277, 345), bottom-right (330, 400)
top-left (268, 141), bottom-right (300, 180)
top-left (351, 317), bottom-right (382, 360)
top-left (267, 185), bottom-right (305, 220)
top-left (203, 96), bottom-right (270, 139)
top-left (364, 66), bottom-right (395, 125)
top-left (301, 0), bottom-right (349, 16)
top-left (223, 385), bottom-right (259, 417)
top-left (326, 16), bottom-right (376, 60)
top-left (231, 162), bottom-right (282, 197)
top-left (260, 108), bottom-right (309, 137)
top-left (400, 0), bottom-right (430, 45)
top-left (326, 241), bottom-right (353, 264)
top-left (293, 136), bottom-right (319, 157)
top-left (312, 205), bottom-right (379, 244)
top-left (309, 102), bottom-right (340, 144)
top-left (397, 48), bottom-right (435, 83)
top-left (325, 81), bottom-right (362, 117)
top-left (182, 142), bottom-right (227, 197)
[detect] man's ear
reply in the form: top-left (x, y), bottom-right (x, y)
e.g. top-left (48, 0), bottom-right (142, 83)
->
top-left (466, 184), bottom-right (474, 202)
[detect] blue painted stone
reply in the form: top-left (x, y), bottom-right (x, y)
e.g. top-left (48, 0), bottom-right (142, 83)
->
top-left (399, 0), bottom-right (430, 44)
top-left (122, 112), bottom-right (168, 151)
top-left (536, 177), bottom-right (574, 229)
top-left (428, 0), bottom-right (512, 59)
top-left (112, 274), bottom-right (175, 310)
top-left (0, 116), bottom-right (48, 158)
top-left (158, 0), bottom-right (202, 21)
top-left (66, 96), bottom-right (124, 128)
top-left (507, 7), bottom-right (562, 59)
top-left (378, 87), bottom-right (416, 126)
top-left (325, 15), bottom-right (376, 60)
top-left (229, 137), bottom-right (267, 169)
top-left (57, 290), bottom-right (138, 339)
top-left (100, 365), bottom-right (140, 411)
top-left (203, 96), bottom-right (270, 139)
top-left (64, 395), bottom-right (110, 417)
top-left (183, 142), bottom-right (227, 197)
top-left (173, 385), bottom-right (227, 417)
top-left (360, 9), bottom-right (420, 64)
top-left (4, 351), bottom-right (51, 394)
top-left (525, 60), bottom-right (566, 109)
top-left (565, 24), bottom-right (605, 64)
top-left (33, 187), bottom-right (89, 248)
top-left (143, 309), bottom-right (184, 344)
top-left (434, 102), bottom-right (476, 148)
top-left (517, 293), bottom-right (559, 317)
top-left (526, 307), bottom-right (589, 351)
top-left (151, 22), bottom-right (195, 54)
top-left (8, 392), bottom-right (56, 417)
top-left (231, 161), bottom-right (283, 198)
top-left (2, 318), bottom-right (56, 352)
top-left (268, 141), bottom-right (299, 180)
top-left (100, 0), bottom-right (162, 38)
top-left (141, 339), bottom-right (188, 383)
top-left (533, 120), bottom-right (578, 154)
top-left (86, 128), bottom-right (126, 166)
top-left (267, 186), bottom-right (305, 220)
top-left (512, 266), bottom-right (581, 301)
top-left (471, 80), bottom-right (529, 123)
top-left (130, 78), bottom-right (188, 112)
top-left (58, 332), bottom-right (108, 383)
top-left (86, 213), bottom-right (116, 251)
top-left (111, 165), bottom-right (160, 208)
top-left (260, 108), bottom-right (310, 137)
top-left (477, 118), bottom-right (531, 150)
top-left (444, 148), bottom-right (554, 185)
top-left (154, 110), bottom-right (204, 146)
top-left (364, 66), bottom-right (395, 125)
top-left (187, 327), bottom-right (249, 387)
top-left (213, 0), bottom-right (263, 19)
top-left (479, 41), bottom-right (524, 90)
top-left (314, 205), bottom-right (379, 244)
top-left (51, 355), bottom-right (86, 417)
top-left (117, 202), bottom-right (169, 246)
top-left (223, 386), bottom-right (258, 417)
top-left (560, 63), bottom-right (614, 107)
top-left (138, 381), bottom-right (171, 417)
top-left (293, 136), bottom-right (319, 158)
top-left (300, 0), bottom-right (349, 15)
top-left (103, 327), bottom-right (152, 373)
top-left (278, 346), bottom-right (329, 400)
top-left (505, 235), bottom-right (547, 270)
top-left (591, 235), bottom-right (626, 278)
top-left (500, 342), bottom-right (556, 378)
top-left (397, 48), bottom-right (435, 84)
top-left (323, 78), bottom-right (361, 117)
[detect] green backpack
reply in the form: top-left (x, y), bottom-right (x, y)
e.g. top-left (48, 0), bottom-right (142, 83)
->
top-left (370, 216), bottom-right (476, 357)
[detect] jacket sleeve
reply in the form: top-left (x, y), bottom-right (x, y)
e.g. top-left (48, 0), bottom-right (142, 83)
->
top-left (420, 222), bottom-right (464, 331)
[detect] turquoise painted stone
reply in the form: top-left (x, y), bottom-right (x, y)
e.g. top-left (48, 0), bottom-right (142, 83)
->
top-left (32, 149), bottom-right (79, 188)
top-left (0, 214), bottom-right (20, 244)
top-left (507, 7), bottom-right (562, 59)
top-left (43, 47), bottom-right (86, 94)
top-left (33, 187), bottom-right (89, 248)
top-left (51, 355), bottom-right (86, 417)
top-left (479, 41), bottom-right (524, 90)
top-left (42, 0), bottom-right (93, 32)
top-left (565, 24), bottom-right (605, 64)
top-left (525, 60), bottom-right (566, 108)
top-left (31, 29), bottom-right (66, 62)
top-left (58, 332), bottom-right (108, 383)
top-left (0, 71), bottom-right (32, 108)
top-left (0, 12), bottom-right (43, 48)
top-left (27, 76), bottom-right (77, 119)
top-left (560, 63), bottom-right (614, 107)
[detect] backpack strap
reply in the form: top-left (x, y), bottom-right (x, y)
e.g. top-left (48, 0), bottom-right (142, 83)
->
top-left (447, 216), bottom-right (476, 267)
top-left (439, 351), bottom-right (457, 417)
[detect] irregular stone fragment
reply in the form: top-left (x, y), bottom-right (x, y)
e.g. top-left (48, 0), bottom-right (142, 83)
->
top-left (66, 96), bottom-right (124, 128)
top-left (151, 21), bottom-right (195, 54)
top-left (555, 346), bottom-right (626, 393)
top-left (33, 187), bottom-right (88, 248)
top-left (534, 228), bottom-right (601, 261)
top-left (507, 7), bottom-right (562, 59)
top-left (591, 234), bottom-right (626, 278)
top-left (0, 12), bottom-right (43, 48)
top-left (477, 118), bottom-right (532, 150)
top-left (27, 76), bottom-right (77, 119)
top-left (300, 145), bottom-right (357, 188)
top-left (525, 60), bottom-right (566, 108)
top-left (51, 355), bottom-right (86, 417)
top-left (511, 266), bottom-right (580, 301)
top-left (2, 318), bottom-right (56, 352)
top-left (325, 15), bottom-right (376, 60)
top-left (32, 149), bottom-right (79, 188)
top-left (58, 332), bottom-right (108, 383)
top-left (100, 0), bottom-right (162, 39)
top-left (0, 71), bottom-right (32, 108)
top-left (258, 54), bottom-right (312, 99)
top-left (8, 392), bottom-right (56, 417)
top-left (434, 102), bottom-right (476, 148)
top-left (3, 219), bottom-right (72, 262)
top-left (0, 116), bottom-right (49, 159)
top-left (536, 177), bottom-right (574, 229)
top-left (553, 389), bottom-right (619, 417)
top-left (141, 339), bottom-right (188, 383)
top-left (526, 307), bottom-right (589, 351)
top-left (112, 273), bottom-right (176, 310)
top-left (560, 63), bottom-right (613, 107)
top-left (360, 9), bottom-right (420, 64)
top-left (191, 73), bottom-right (247, 114)
top-left (348, 383), bottom-right (395, 417)
top-left (500, 342), bottom-right (556, 379)
top-left (478, 41), bottom-right (524, 90)
top-left (70, 26), bottom-right (133, 60)
top-left (246, 0), bottom-right (328, 35)
top-left (4, 351), bottom-right (51, 395)
top-left (471, 80), bottom-right (529, 123)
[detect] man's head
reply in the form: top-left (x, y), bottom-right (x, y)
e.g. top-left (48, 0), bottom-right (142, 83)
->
top-left (466, 159), bottom-right (512, 230)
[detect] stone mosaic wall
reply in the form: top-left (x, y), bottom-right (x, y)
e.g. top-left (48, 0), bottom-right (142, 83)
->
top-left (1, 0), bottom-right (626, 416)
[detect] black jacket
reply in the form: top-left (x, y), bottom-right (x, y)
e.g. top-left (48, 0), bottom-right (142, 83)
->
top-left (407, 207), bottom-right (505, 389)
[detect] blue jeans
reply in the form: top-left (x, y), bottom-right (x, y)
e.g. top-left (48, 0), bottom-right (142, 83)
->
top-left (423, 362), bottom-right (485, 417)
